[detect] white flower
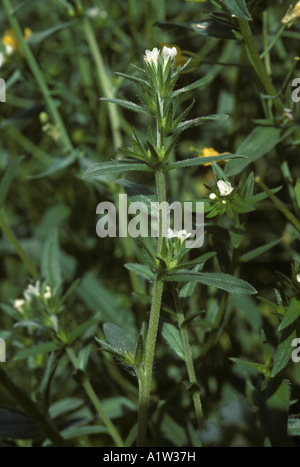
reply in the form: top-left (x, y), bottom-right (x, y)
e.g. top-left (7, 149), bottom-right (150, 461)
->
top-left (296, 274), bottom-right (300, 283)
top-left (44, 286), bottom-right (52, 300)
top-left (217, 180), bottom-right (234, 196)
top-left (13, 299), bottom-right (25, 313)
top-left (167, 227), bottom-right (175, 238)
top-left (144, 47), bottom-right (160, 66)
top-left (24, 281), bottom-right (41, 301)
top-left (209, 193), bottom-right (217, 200)
top-left (161, 46), bottom-right (177, 63)
top-left (5, 44), bottom-right (14, 56)
top-left (176, 229), bottom-right (193, 243)
top-left (167, 228), bottom-right (194, 243)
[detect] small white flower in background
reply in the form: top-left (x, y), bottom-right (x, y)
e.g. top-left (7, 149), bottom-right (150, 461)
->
top-left (5, 44), bottom-right (14, 56)
top-left (296, 273), bottom-right (300, 283)
top-left (161, 46), bottom-right (177, 63)
top-left (144, 47), bottom-right (160, 66)
top-left (13, 299), bottom-right (25, 313)
top-left (209, 193), bottom-right (217, 200)
top-left (24, 281), bottom-right (41, 301)
top-left (283, 108), bottom-right (293, 121)
top-left (44, 286), bottom-right (52, 300)
top-left (217, 180), bottom-right (234, 196)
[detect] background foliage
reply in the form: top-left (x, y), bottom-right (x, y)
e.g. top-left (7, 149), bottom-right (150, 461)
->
top-left (0, 0), bottom-right (300, 447)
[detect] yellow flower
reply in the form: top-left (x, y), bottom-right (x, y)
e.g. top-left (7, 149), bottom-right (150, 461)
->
top-left (282, 2), bottom-right (300, 27)
top-left (2, 28), bottom-right (32, 55)
top-left (196, 147), bottom-right (229, 166)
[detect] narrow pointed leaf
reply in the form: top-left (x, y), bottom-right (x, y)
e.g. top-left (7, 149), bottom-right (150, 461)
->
top-left (240, 238), bottom-right (283, 263)
top-left (222, 0), bottom-right (252, 21)
top-left (82, 160), bottom-right (152, 179)
top-left (278, 299), bottom-right (300, 331)
top-left (100, 98), bottom-right (149, 116)
top-left (172, 76), bottom-right (212, 97)
top-left (172, 114), bottom-right (229, 134)
top-left (164, 271), bottom-right (257, 295)
top-left (165, 153), bottom-right (245, 171)
top-left (162, 323), bottom-right (185, 360)
top-left (124, 263), bottom-right (154, 281)
top-left (271, 329), bottom-right (297, 377)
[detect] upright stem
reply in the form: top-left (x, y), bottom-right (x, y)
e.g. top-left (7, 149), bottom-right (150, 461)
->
top-left (0, 211), bottom-right (39, 279)
top-left (238, 19), bottom-right (285, 115)
top-left (255, 176), bottom-right (300, 234)
top-left (3, 0), bottom-right (73, 153)
top-left (66, 347), bottom-right (124, 447)
top-left (137, 168), bottom-right (166, 446)
top-left (172, 289), bottom-right (203, 429)
top-left (82, 17), bottom-right (122, 150)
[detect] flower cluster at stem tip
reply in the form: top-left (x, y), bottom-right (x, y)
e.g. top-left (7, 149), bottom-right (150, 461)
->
top-left (13, 280), bottom-right (52, 314)
top-left (167, 228), bottom-right (194, 244)
top-left (144, 46), bottom-right (177, 68)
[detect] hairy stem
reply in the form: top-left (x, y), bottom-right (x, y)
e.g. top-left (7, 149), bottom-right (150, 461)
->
top-left (137, 168), bottom-right (166, 446)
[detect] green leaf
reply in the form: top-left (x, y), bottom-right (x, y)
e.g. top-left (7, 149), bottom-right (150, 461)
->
top-left (240, 238), bottom-right (283, 263)
top-left (225, 127), bottom-right (284, 176)
top-left (271, 329), bottom-right (297, 377)
top-left (27, 21), bottom-right (78, 44)
top-left (49, 397), bottom-right (84, 419)
top-left (222, 0), bottom-right (252, 21)
top-left (154, 19), bottom-right (238, 40)
top-left (229, 226), bottom-right (245, 249)
top-left (76, 271), bottom-right (136, 331)
top-left (172, 114), bottom-right (229, 134)
top-left (68, 318), bottom-right (101, 344)
top-left (61, 425), bottom-right (108, 439)
top-left (165, 153), bottom-right (245, 171)
top-left (278, 298), bottom-right (300, 331)
top-left (230, 358), bottom-right (266, 375)
top-left (41, 228), bottom-right (62, 288)
top-left (82, 160), bottom-right (152, 179)
top-left (124, 263), bottom-right (154, 281)
top-left (28, 151), bottom-right (79, 179)
top-left (174, 251), bottom-right (216, 271)
top-left (164, 271), bottom-right (257, 295)
top-left (102, 397), bottom-right (137, 419)
top-left (116, 179), bottom-right (155, 198)
top-left (162, 323), bottom-right (185, 360)
top-left (103, 323), bottom-right (137, 354)
top-left (14, 341), bottom-right (60, 360)
top-left (100, 98), bottom-right (149, 116)
top-left (0, 409), bottom-right (41, 439)
top-left (0, 156), bottom-right (24, 208)
top-left (172, 76), bottom-right (212, 97)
